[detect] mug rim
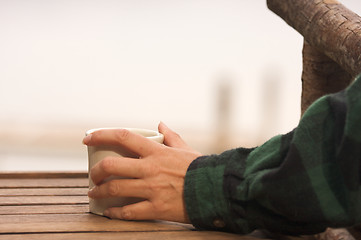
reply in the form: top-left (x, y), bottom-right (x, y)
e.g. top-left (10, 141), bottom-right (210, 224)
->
top-left (85, 127), bottom-right (163, 140)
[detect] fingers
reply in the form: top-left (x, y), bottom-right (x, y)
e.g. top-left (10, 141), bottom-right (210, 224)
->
top-left (90, 156), bottom-right (146, 185)
top-left (83, 128), bottom-right (161, 157)
top-left (104, 201), bottom-right (156, 220)
top-left (158, 122), bottom-right (191, 150)
top-left (104, 200), bottom-right (189, 223)
top-left (88, 178), bottom-right (150, 199)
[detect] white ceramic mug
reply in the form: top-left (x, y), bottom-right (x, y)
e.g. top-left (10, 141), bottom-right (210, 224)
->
top-left (86, 128), bottom-right (164, 216)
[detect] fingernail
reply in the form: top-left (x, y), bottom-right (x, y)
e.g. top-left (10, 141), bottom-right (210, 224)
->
top-left (88, 187), bottom-right (95, 198)
top-left (121, 210), bottom-right (131, 219)
top-left (159, 121), bottom-right (169, 131)
top-left (83, 134), bottom-right (92, 145)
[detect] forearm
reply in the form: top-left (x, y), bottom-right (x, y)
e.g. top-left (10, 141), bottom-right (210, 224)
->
top-left (184, 74), bottom-right (361, 235)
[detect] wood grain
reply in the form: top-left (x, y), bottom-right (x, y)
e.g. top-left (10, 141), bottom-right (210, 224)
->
top-left (0, 195), bottom-right (89, 206)
top-left (0, 178), bottom-right (88, 188)
top-left (0, 214), bottom-right (193, 234)
top-left (301, 40), bottom-right (352, 114)
top-left (0, 173), bottom-right (309, 239)
top-left (0, 231), bottom-right (264, 240)
top-left (267, 0), bottom-right (361, 76)
top-left (0, 172), bottom-right (87, 179)
top-left (0, 205), bottom-right (88, 215)
top-left (0, 187), bottom-right (88, 196)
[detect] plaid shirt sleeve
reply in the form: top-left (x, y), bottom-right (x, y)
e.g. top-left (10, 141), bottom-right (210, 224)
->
top-left (184, 74), bottom-right (361, 235)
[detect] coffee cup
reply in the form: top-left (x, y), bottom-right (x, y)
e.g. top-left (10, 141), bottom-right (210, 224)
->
top-left (86, 128), bottom-right (164, 216)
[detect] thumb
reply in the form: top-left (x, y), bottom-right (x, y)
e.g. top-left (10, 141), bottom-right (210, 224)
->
top-left (158, 122), bottom-right (192, 150)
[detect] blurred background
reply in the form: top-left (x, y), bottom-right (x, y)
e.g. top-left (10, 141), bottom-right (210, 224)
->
top-left (0, 0), bottom-right (360, 172)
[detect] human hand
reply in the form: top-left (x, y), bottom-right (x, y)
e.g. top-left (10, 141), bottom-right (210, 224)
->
top-left (83, 122), bottom-right (201, 223)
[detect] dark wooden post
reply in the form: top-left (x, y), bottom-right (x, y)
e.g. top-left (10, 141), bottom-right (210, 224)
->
top-left (301, 41), bottom-right (351, 114)
top-left (267, 0), bottom-right (361, 113)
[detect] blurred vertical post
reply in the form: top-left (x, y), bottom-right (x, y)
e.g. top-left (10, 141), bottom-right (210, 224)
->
top-left (260, 68), bottom-right (281, 140)
top-left (213, 77), bottom-right (233, 153)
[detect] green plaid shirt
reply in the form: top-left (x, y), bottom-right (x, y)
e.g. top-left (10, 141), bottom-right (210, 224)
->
top-left (184, 74), bottom-right (361, 235)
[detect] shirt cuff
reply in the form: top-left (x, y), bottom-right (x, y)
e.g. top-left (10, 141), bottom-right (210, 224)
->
top-left (184, 154), bottom-right (251, 233)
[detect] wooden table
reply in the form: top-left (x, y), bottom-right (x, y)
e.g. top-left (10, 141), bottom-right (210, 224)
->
top-left (0, 172), bottom-right (315, 240)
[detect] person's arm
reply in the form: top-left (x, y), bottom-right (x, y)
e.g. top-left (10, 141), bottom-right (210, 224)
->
top-left (184, 73), bottom-right (361, 235)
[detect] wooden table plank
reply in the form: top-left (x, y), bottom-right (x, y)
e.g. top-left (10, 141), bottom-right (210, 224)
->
top-left (0, 213), bottom-right (193, 233)
top-left (0, 195), bottom-right (89, 205)
top-left (0, 231), bottom-right (266, 240)
top-left (0, 178), bottom-right (88, 188)
top-left (0, 187), bottom-right (88, 196)
top-left (0, 172), bottom-right (87, 179)
top-left (0, 173), bottom-right (297, 240)
top-left (0, 205), bottom-right (88, 215)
